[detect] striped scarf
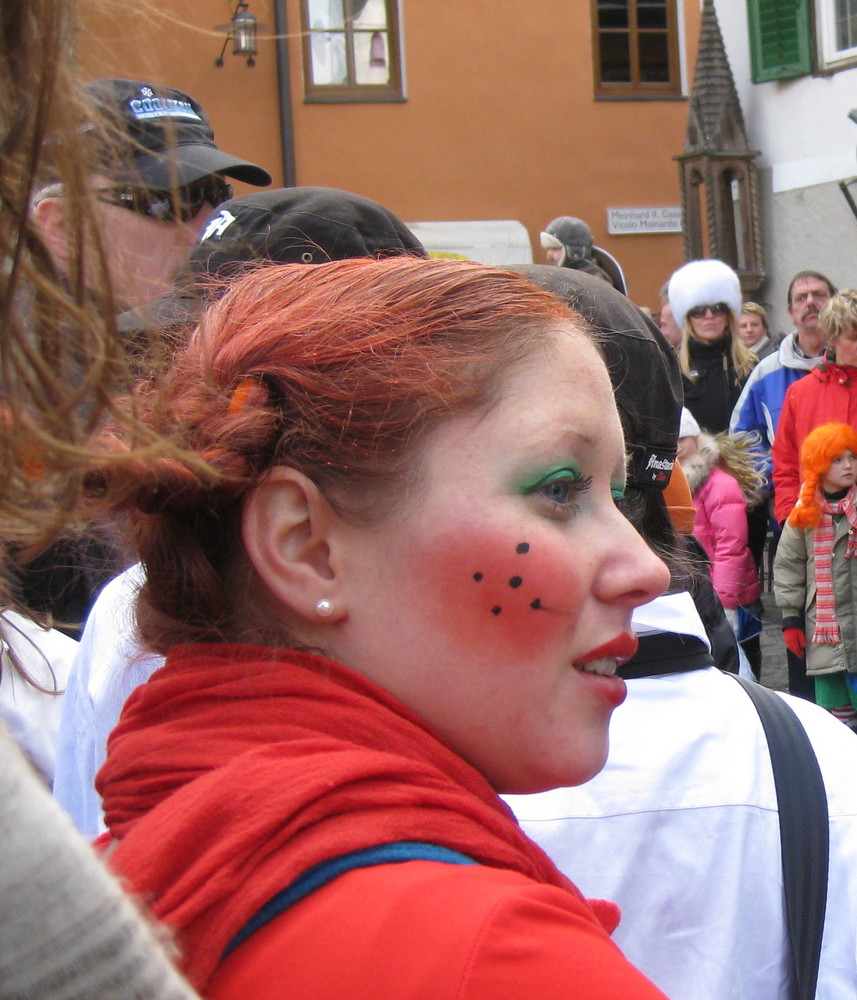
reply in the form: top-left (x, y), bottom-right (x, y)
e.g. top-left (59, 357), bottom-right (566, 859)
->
top-left (812, 488), bottom-right (857, 644)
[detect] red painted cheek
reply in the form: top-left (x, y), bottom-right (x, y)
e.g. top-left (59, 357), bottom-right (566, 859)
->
top-left (420, 528), bottom-right (587, 657)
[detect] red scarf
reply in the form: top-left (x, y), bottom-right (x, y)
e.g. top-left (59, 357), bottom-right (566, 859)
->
top-left (812, 488), bottom-right (857, 643)
top-left (97, 645), bottom-right (616, 989)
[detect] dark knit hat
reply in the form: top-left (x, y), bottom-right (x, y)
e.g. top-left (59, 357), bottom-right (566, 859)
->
top-left (539, 216), bottom-right (594, 264)
top-left (508, 265), bottom-right (681, 490)
top-left (82, 78), bottom-right (271, 189)
top-left (117, 186), bottom-right (426, 334)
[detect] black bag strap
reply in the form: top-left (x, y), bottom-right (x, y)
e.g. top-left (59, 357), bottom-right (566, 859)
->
top-left (733, 676), bottom-right (829, 1000)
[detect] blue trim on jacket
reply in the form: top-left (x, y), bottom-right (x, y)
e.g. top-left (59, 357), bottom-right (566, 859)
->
top-left (223, 841), bottom-right (477, 958)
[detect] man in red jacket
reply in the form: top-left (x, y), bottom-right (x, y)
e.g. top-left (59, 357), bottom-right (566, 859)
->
top-left (773, 289), bottom-right (857, 525)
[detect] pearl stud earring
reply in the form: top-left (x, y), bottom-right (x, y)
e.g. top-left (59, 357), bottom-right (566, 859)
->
top-left (315, 598), bottom-right (334, 618)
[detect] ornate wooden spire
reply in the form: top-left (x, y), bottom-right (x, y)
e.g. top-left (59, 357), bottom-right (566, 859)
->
top-left (686, 0), bottom-right (748, 153)
top-left (676, 0), bottom-right (765, 291)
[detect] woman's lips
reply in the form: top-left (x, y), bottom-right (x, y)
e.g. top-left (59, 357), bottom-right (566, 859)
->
top-left (573, 633), bottom-right (638, 674)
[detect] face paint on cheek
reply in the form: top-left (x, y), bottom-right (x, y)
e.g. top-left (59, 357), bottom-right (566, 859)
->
top-left (423, 529), bottom-right (587, 657)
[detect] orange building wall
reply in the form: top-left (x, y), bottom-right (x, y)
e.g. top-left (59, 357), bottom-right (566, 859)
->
top-left (76, 0), bottom-right (285, 195)
top-left (77, 0), bottom-right (700, 311)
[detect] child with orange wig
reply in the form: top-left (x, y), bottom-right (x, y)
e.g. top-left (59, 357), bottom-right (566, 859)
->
top-left (773, 422), bottom-right (857, 725)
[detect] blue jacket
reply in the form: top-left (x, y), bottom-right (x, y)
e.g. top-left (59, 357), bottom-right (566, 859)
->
top-left (731, 332), bottom-right (817, 480)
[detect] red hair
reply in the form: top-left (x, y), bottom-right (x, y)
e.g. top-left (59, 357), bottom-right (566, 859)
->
top-left (88, 257), bottom-right (586, 653)
top-left (789, 422), bottom-right (857, 529)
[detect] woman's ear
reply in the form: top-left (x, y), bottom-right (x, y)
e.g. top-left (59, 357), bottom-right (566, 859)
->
top-left (31, 195), bottom-right (71, 272)
top-left (241, 467), bottom-right (347, 623)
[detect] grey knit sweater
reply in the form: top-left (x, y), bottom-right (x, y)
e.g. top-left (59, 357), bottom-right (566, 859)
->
top-left (0, 724), bottom-right (199, 1000)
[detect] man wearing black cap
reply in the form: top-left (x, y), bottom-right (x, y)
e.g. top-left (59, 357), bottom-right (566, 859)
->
top-left (20, 79), bottom-right (271, 644)
top-left (118, 185), bottom-right (427, 337)
top-left (32, 78), bottom-right (271, 313)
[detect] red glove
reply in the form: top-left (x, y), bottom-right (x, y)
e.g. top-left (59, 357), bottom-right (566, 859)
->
top-left (783, 627), bottom-right (806, 658)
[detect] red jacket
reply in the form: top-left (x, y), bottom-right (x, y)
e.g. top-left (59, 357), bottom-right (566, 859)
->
top-left (772, 362), bottom-right (857, 524)
top-left (209, 862), bottom-right (668, 1000)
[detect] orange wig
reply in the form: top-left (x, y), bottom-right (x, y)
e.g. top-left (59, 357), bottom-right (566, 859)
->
top-left (789, 422), bottom-right (857, 529)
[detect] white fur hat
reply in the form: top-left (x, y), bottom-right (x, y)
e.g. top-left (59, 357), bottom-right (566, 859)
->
top-left (667, 259), bottom-right (742, 328)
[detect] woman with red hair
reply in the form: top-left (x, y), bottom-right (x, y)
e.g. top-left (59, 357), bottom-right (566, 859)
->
top-left (84, 256), bottom-right (669, 999)
top-left (774, 422), bottom-right (857, 726)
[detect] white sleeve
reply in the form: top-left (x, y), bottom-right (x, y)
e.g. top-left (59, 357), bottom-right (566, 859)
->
top-left (53, 564), bottom-right (162, 838)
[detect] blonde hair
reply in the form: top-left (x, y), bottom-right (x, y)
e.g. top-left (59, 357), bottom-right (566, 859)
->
top-left (716, 431), bottom-right (767, 506)
top-left (818, 289), bottom-right (857, 347)
top-left (678, 308), bottom-right (757, 381)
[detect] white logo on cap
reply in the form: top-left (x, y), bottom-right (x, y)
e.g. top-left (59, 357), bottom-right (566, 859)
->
top-left (140, 87), bottom-right (154, 97)
top-left (201, 210), bottom-right (237, 242)
top-left (128, 96), bottom-right (203, 122)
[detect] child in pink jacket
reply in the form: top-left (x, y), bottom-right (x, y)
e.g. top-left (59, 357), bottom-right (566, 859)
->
top-left (678, 408), bottom-right (765, 674)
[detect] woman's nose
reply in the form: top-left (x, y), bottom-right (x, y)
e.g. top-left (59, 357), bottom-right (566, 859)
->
top-left (594, 509), bottom-right (670, 609)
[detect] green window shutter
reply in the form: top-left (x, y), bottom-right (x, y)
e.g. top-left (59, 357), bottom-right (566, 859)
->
top-left (747, 0), bottom-right (812, 82)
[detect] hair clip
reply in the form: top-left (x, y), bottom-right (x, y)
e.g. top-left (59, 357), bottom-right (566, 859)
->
top-left (228, 377), bottom-right (258, 416)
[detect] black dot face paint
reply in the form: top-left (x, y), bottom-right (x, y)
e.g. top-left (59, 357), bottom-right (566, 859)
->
top-left (471, 542), bottom-right (547, 615)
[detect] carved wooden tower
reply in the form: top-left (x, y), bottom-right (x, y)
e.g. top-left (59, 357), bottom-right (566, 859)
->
top-left (676, 0), bottom-right (765, 292)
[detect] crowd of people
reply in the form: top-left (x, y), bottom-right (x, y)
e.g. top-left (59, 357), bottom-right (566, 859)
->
top-left (3, 3), bottom-right (857, 998)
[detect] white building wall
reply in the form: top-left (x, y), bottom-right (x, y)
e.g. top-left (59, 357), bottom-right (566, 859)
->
top-left (712, 1), bottom-right (857, 332)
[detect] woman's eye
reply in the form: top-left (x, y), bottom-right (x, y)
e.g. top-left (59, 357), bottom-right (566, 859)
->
top-left (531, 470), bottom-right (592, 515)
top-left (541, 478), bottom-right (573, 504)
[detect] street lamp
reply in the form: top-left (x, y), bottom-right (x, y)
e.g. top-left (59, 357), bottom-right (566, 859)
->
top-left (215, 2), bottom-right (260, 67)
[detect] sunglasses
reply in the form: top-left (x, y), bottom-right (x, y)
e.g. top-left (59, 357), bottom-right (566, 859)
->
top-left (93, 177), bottom-right (233, 223)
top-left (687, 303), bottom-right (730, 319)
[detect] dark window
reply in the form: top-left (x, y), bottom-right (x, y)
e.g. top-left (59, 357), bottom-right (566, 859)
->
top-left (836, 0), bottom-right (857, 50)
top-left (301, 0), bottom-right (404, 102)
top-left (593, 0), bottom-right (681, 97)
top-left (746, 0), bottom-right (812, 82)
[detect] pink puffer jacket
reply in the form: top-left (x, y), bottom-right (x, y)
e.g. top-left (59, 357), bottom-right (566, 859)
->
top-left (684, 438), bottom-right (761, 610)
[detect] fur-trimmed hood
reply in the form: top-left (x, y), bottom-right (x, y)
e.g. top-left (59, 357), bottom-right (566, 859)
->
top-left (683, 432), bottom-right (720, 494)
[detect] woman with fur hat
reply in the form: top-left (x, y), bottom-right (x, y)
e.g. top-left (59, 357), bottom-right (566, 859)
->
top-left (677, 408), bottom-right (764, 675)
top-left (774, 423), bottom-right (857, 727)
top-left (669, 260), bottom-right (758, 433)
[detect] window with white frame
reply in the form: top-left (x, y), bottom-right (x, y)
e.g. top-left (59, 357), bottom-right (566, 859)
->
top-left (817, 0), bottom-right (857, 69)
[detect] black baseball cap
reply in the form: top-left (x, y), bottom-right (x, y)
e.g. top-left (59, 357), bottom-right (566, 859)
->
top-left (82, 78), bottom-right (271, 189)
top-left (117, 186), bottom-right (427, 335)
top-left (508, 265), bottom-right (681, 490)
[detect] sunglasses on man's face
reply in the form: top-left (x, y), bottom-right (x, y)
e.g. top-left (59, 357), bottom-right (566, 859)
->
top-left (687, 303), bottom-right (730, 319)
top-left (93, 177), bottom-right (233, 223)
